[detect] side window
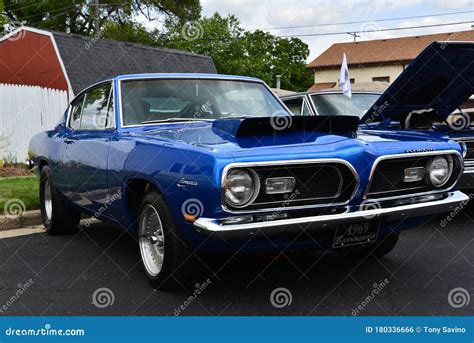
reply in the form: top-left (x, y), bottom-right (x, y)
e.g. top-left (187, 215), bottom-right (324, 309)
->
top-left (283, 97), bottom-right (305, 116)
top-left (302, 101), bottom-right (311, 116)
top-left (69, 96), bottom-right (84, 130)
top-left (106, 90), bottom-right (115, 128)
top-left (80, 83), bottom-right (112, 130)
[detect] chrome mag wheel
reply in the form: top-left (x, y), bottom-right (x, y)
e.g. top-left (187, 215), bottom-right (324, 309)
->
top-left (44, 178), bottom-right (53, 221)
top-left (139, 203), bottom-right (166, 277)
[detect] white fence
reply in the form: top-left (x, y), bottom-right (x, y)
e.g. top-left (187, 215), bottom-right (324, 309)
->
top-left (0, 84), bottom-right (68, 162)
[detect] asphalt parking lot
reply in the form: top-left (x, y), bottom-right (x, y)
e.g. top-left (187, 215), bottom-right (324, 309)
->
top-left (0, 205), bottom-right (473, 316)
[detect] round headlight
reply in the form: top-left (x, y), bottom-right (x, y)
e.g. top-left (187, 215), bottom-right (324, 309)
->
top-left (224, 169), bottom-right (259, 207)
top-left (428, 156), bottom-right (452, 187)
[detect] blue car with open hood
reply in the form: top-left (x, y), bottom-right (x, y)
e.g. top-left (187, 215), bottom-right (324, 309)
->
top-left (28, 72), bottom-right (468, 289)
top-left (282, 41), bottom-right (474, 189)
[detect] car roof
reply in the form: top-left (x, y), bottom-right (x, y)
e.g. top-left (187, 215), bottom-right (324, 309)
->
top-left (281, 90), bottom-right (383, 99)
top-left (113, 73), bottom-right (263, 83)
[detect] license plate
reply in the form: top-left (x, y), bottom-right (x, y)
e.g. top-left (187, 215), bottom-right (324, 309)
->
top-left (332, 220), bottom-right (380, 248)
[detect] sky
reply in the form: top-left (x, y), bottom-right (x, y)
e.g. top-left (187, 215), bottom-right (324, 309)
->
top-left (200, 0), bottom-right (474, 62)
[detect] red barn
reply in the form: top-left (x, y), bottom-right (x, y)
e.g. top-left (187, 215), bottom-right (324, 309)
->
top-left (0, 26), bottom-right (216, 162)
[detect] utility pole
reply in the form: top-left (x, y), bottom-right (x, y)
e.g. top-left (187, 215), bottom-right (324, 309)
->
top-left (94, 0), bottom-right (100, 36)
top-left (347, 32), bottom-right (360, 42)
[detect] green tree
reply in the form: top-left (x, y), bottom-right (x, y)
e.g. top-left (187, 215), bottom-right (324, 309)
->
top-left (160, 13), bottom-right (313, 91)
top-left (0, 0), bottom-right (7, 31)
top-left (101, 21), bottom-right (158, 46)
top-left (2, 0), bottom-right (200, 35)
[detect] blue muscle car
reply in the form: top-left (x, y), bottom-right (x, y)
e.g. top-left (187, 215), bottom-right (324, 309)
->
top-left (282, 42), bottom-right (474, 190)
top-left (29, 73), bottom-right (468, 289)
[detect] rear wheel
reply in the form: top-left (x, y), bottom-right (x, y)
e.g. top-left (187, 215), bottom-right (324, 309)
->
top-left (138, 189), bottom-right (196, 290)
top-left (40, 166), bottom-right (80, 235)
top-left (347, 232), bottom-right (400, 259)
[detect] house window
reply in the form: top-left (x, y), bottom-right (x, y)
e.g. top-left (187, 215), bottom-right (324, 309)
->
top-left (337, 79), bottom-right (355, 84)
top-left (372, 76), bottom-right (390, 83)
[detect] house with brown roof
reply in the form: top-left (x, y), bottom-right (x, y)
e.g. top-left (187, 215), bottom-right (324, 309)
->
top-left (306, 29), bottom-right (474, 91)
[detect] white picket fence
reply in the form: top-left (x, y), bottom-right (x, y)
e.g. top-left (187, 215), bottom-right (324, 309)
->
top-left (0, 84), bottom-right (69, 162)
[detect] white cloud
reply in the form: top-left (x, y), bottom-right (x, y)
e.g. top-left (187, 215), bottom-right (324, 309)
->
top-left (200, 0), bottom-right (474, 61)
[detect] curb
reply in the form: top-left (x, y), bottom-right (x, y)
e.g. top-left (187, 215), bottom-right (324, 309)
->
top-left (0, 210), bottom-right (42, 231)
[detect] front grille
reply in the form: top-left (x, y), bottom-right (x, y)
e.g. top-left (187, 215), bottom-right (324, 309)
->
top-left (365, 154), bottom-right (462, 199)
top-left (224, 161), bottom-right (358, 211)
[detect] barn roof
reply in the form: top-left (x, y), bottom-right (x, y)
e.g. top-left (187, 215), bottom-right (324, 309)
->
top-left (49, 30), bottom-right (217, 94)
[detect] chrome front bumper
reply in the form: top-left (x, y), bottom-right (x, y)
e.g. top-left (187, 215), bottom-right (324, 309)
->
top-left (193, 191), bottom-right (469, 237)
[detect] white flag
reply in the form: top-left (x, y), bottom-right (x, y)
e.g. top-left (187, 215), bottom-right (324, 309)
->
top-left (339, 52), bottom-right (352, 98)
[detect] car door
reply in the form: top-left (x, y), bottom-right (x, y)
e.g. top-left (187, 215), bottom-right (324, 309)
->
top-left (62, 82), bottom-right (115, 213)
top-left (282, 96), bottom-right (312, 116)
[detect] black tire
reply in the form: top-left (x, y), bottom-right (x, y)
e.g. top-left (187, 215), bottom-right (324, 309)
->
top-left (138, 189), bottom-right (197, 290)
top-left (347, 232), bottom-right (400, 259)
top-left (40, 166), bottom-right (80, 235)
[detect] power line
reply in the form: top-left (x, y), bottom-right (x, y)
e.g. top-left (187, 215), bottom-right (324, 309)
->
top-left (256, 9), bottom-right (474, 31)
top-left (10, 4), bottom-right (80, 22)
top-left (280, 20), bottom-right (474, 38)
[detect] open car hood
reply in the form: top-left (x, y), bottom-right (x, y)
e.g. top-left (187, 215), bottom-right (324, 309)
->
top-left (360, 41), bottom-right (474, 125)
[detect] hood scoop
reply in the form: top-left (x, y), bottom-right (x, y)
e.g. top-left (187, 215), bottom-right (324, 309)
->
top-left (212, 116), bottom-right (359, 138)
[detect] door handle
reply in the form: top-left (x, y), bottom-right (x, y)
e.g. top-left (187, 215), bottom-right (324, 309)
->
top-left (64, 139), bottom-right (74, 144)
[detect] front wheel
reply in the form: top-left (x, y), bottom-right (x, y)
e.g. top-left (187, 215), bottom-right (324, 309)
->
top-left (40, 166), bottom-right (80, 235)
top-left (138, 189), bottom-right (197, 290)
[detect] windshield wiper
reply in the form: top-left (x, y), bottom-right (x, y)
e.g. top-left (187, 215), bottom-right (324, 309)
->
top-left (140, 118), bottom-right (211, 124)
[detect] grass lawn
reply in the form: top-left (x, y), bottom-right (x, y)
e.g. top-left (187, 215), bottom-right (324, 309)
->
top-left (0, 176), bottom-right (40, 214)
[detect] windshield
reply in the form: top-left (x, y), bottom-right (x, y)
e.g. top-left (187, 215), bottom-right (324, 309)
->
top-left (120, 78), bottom-right (288, 126)
top-left (310, 93), bottom-right (380, 118)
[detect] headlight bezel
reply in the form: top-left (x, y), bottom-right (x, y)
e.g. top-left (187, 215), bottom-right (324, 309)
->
top-left (427, 155), bottom-right (453, 188)
top-left (223, 168), bottom-right (260, 208)
top-left (458, 141), bottom-right (468, 158)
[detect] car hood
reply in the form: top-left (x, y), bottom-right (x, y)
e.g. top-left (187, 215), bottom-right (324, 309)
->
top-left (130, 116), bottom-right (458, 160)
top-left (133, 117), bottom-right (358, 155)
top-left (360, 41), bottom-right (474, 125)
